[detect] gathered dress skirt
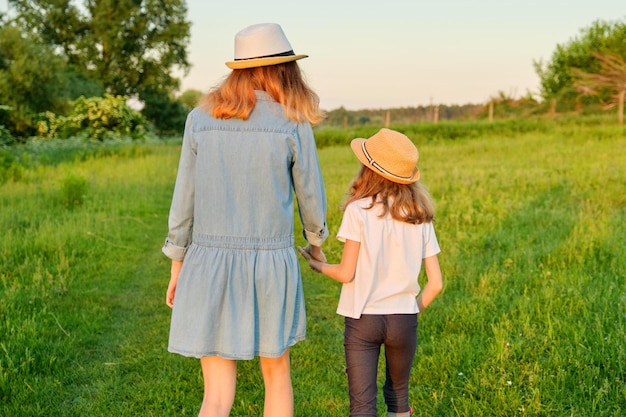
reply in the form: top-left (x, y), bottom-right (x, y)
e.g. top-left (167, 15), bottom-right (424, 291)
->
top-left (168, 234), bottom-right (305, 360)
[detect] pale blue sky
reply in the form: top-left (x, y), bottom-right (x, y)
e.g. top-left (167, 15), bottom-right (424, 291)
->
top-left (181, 0), bottom-right (625, 109)
top-left (1, 0), bottom-right (624, 110)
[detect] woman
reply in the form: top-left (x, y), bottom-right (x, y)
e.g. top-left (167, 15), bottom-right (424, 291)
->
top-left (162, 23), bottom-right (328, 417)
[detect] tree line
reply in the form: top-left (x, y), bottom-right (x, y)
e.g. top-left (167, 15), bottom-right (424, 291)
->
top-left (1, 4), bottom-right (625, 142)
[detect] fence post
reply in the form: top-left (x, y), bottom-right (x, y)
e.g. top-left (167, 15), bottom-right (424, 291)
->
top-left (549, 98), bottom-right (556, 116)
top-left (618, 90), bottom-right (624, 125)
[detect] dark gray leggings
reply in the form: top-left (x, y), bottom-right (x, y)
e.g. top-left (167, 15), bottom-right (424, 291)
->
top-left (344, 314), bottom-right (418, 417)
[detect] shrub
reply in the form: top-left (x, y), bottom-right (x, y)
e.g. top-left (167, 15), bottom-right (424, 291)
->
top-left (0, 123), bottom-right (16, 146)
top-left (0, 148), bottom-right (24, 184)
top-left (37, 95), bottom-right (149, 141)
top-left (59, 173), bottom-right (89, 208)
top-left (0, 148), bottom-right (15, 184)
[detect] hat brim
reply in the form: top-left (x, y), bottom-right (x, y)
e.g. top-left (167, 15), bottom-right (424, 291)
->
top-left (225, 54), bottom-right (308, 69)
top-left (350, 139), bottom-right (420, 184)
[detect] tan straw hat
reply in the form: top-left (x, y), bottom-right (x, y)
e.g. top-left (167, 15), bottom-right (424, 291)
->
top-left (225, 23), bottom-right (308, 69)
top-left (351, 128), bottom-right (420, 184)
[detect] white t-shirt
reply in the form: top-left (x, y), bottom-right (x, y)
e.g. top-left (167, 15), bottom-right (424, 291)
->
top-left (336, 197), bottom-right (440, 319)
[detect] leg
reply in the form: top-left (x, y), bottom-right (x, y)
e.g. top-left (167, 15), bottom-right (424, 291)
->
top-left (344, 315), bottom-right (384, 417)
top-left (259, 349), bottom-right (293, 417)
top-left (382, 314), bottom-right (418, 416)
top-left (198, 356), bottom-right (237, 417)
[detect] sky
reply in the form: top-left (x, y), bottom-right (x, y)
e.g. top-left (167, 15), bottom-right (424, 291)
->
top-left (179, 0), bottom-right (625, 110)
top-left (1, 0), bottom-right (623, 110)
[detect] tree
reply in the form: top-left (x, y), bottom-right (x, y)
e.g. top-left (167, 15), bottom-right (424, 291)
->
top-left (0, 24), bottom-right (69, 138)
top-left (141, 88), bottom-right (187, 136)
top-left (325, 106), bottom-right (354, 127)
top-left (178, 88), bottom-right (203, 111)
top-left (61, 66), bottom-right (105, 100)
top-left (572, 52), bottom-right (626, 124)
top-left (8, 0), bottom-right (191, 101)
top-left (534, 19), bottom-right (626, 106)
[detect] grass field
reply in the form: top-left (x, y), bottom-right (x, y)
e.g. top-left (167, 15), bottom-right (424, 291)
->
top-left (1, 120), bottom-right (624, 416)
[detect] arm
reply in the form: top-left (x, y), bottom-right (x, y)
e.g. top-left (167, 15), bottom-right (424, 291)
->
top-left (417, 255), bottom-right (443, 312)
top-left (162, 111), bottom-right (196, 261)
top-left (163, 113), bottom-right (195, 306)
top-left (291, 123), bottom-right (328, 247)
top-left (298, 239), bottom-right (360, 284)
top-left (166, 259), bottom-right (183, 308)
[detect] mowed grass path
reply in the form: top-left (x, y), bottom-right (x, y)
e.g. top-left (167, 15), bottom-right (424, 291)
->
top-left (1, 124), bottom-right (624, 416)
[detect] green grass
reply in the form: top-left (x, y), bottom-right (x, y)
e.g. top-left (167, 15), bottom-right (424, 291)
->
top-left (1, 120), bottom-right (624, 416)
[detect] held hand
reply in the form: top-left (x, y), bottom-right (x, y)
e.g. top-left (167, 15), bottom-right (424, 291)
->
top-left (304, 244), bottom-right (326, 262)
top-left (297, 246), bottom-right (323, 273)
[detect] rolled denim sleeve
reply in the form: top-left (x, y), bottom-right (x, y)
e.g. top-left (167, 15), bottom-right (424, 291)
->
top-left (162, 111), bottom-right (197, 261)
top-left (291, 123), bottom-right (328, 247)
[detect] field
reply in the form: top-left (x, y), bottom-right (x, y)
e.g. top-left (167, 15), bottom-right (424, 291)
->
top-left (1, 119), bottom-right (624, 416)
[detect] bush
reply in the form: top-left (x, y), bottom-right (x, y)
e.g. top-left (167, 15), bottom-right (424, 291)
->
top-left (59, 173), bottom-right (89, 208)
top-left (0, 148), bottom-right (23, 184)
top-left (0, 124), bottom-right (16, 146)
top-left (0, 148), bottom-right (15, 184)
top-left (37, 95), bottom-right (149, 141)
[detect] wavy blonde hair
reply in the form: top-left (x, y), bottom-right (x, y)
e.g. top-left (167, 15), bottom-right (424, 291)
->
top-left (343, 165), bottom-right (435, 224)
top-left (199, 62), bottom-right (324, 124)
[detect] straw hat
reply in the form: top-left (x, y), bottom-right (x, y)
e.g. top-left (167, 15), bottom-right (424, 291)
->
top-left (350, 128), bottom-right (420, 184)
top-left (225, 23), bottom-right (308, 69)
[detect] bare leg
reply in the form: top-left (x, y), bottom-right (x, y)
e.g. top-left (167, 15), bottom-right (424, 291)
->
top-left (198, 356), bottom-right (237, 417)
top-left (259, 349), bottom-right (293, 417)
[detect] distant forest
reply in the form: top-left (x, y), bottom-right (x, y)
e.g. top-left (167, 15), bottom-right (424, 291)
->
top-left (320, 103), bottom-right (485, 127)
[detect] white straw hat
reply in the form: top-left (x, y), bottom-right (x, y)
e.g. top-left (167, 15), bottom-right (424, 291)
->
top-left (225, 23), bottom-right (308, 69)
top-left (351, 128), bottom-right (420, 184)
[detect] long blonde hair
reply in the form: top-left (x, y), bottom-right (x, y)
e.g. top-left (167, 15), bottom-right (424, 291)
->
top-left (199, 62), bottom-right (325, 124)
top-left (343, 165), bottom-right (435, 224)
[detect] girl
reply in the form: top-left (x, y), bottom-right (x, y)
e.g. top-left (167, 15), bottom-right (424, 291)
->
top-left (163, 23), bottom-right (328, 417)
top-left (299, 128), bottom-right (443, 417)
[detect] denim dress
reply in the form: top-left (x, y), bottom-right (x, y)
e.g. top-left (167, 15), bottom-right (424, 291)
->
top-left (162, 91), bottom-right (328, 360)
